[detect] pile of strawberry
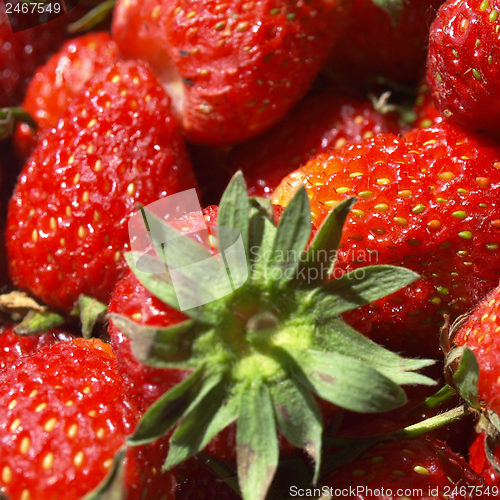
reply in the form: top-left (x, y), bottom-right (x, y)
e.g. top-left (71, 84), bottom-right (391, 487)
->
top-left (3, 0), bottom-right (500, 498)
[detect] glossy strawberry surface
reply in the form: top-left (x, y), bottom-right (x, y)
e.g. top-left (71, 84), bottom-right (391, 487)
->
top-left (15, 32), bottom-right (120, 159)
top-left (427, 0), bottom-right (500, 136)
top-left (112, 0), bottom-right (350, 144)
top-left (273, 123), bottom-right (500, 355)
top-left (7, 60), bottom-right (196, 311)
top-left (227, 89), bottom-right (400, 197)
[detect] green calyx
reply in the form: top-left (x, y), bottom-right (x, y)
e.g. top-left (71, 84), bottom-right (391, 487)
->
top-left (115, 171), bottom-right (435, 500)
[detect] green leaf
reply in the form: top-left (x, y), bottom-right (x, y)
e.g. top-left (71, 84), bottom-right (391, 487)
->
top-left (165, 388), bottom-right (239, 469)
top-left (109, 314), bottom-right (198, 368)
top-left (237, 383), bottom-right (279, 500)
top-left (267, 187), bottom-right (311, 284)
top-left (128, 365), bottom-right (206, 446)
top-left (312, 318), bottom-right (435, 386)
top-left (372, 0), bottom-right (403, 24)
top-left (82, 448), bottom-right (126, 500)
top-left (248, 209), bottom-right (277, 282)
top-left (67, 0), bottom-right (116, 34)
top-left (451, 347), bottom-right (480, 409)
top-left (126, 252), bottom-right (180, 310)
top-left (14, 310), bottom-right (64, 336)
top-left (270, 380), bottom-right (323, 483)
top-left (423, 384), bottom-right (456, 409)
top-left (218, 170), bottom-right (250, 252)
top-left (306, 265), bottom-right (419, 318)
top-left (294, 350), bottom-right (407, 413)
top-left (77, 295), bottom-right (107, 339)
top-left (299, 197), bottom-right (356, 285)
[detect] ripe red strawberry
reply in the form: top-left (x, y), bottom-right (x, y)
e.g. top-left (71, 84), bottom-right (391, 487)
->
top-left (273, 123), bottom-right (500, 356)
top-left (322, 436), bottom-right (485, 498)
top-left (14, 32), bottom-right (120, 159)
top-left (107, 172), bottom-right (435, 500)
top-left (0, 2), bottom-right (89, 107)
top-left (111, 0), bottom-right (350, 145)
top-left (427, 0), bottom-right (500, 136)
top-left (227, 89), bottom-right (400, 197)
top-left (7, 60), bottom-right (197, 311)
top-left (325, 0), bottom-right (444, 85)
top-left (414, 81), bottom-right (443, 129)
top-left (0, 338), bottom-right (142, 500)
top-left (0, 324), bottom-right (72, 371)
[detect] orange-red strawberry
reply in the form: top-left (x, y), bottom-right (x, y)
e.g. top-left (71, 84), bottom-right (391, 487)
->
top-left (227, 89), bottom-right (400, 197)
top-left (273, 123), bottom-right (500, 356)
top-left (322, 436), bottom-right (485, 498)
top-left (0, 338), bottom-right (141, 500)
top-left (7, 60), bottom-right (197, 311)
top-left (111, 0), bottom-right (350, 145)
top-left (14, 32), bottom-right (120, 159)
top-left (326, 0), bottom-right (444, 85)
top-left (427, 0), bottom-right (500, 137)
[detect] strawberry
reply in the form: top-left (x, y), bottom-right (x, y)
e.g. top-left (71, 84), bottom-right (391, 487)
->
top-left (427, 0), bottom-right (500, 137)
top-left (108, 172), bottom-right (435, 500)
top-left (322, 436), bottom-right (485, 498)
top-left (14, 32), bottom-right (120, 159)
top-left (0, 324), bottom-right (72, 371)
top-left (111, 0), bottom-right (350, 145)
top-left (0, 1), bottom-right (88, 107)
top-left (272, 123), bottom-right (500, 356)
top-left (325, 0), bottom-right (444, 86)
top-left (0, 338), bottom-right (143, 500)
top-left (469, 433), bottom-right (500, 487)
top-left (6, 60), bottom-right (197, 312)
top-left (227, 89), bottom-right (400, 198)
top-left (414, 81), bottom-right (443, 129)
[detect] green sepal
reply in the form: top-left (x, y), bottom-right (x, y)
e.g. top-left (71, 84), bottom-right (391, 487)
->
top-left (125, 252), bottom-right (180, 310)
top-left (109, 313), bottom-right (198, 369)
top-left (218, 170), bottom-right (250, 253)
top-left (267, 186), bottom-right (311, 285)
top-left (270, 380), bottom-right (322, 483)
top-left (76, 295), bottom-right (107, 339)
top-left (237, 383), bottom-right (279, 500)
top-left (299, 197), bottom-right (356, 285)
top-left (82, 448), bottom-right (126, 500)
top-left (423, 384), bottom-right (456, 409)
top-left (14, 310), bottom-right (64, 335)
top-left (165, 388), bottom-right (239, 470)
top-left (293, 350), bottom-right (407, 413)
top-left (67, 0), bottom-right (116, 34)
top-left (312, 318), bottom-right (435, 386)
top-left (371, 0), bottom-right (403, 24)
top-left (449, 347), bottom-right (480, 409)
top-left (0, 107), bottom-right (37, 140)
top-left (305, 265), bottom-right (419, 318)
top-left (129, 366), bottom-right (224, 446)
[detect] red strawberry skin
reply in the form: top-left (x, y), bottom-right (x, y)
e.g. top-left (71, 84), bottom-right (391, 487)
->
top-left (273, 123), bottom-right (500, 356)
top-left (14, 32), bottom-right (120, 159)
top-left (469, 433), bottom-right (500, 487)
top-left (7, 60), bottom-right (197, 311)
top-left (414, 81), bottom-right (443, 129)
top-left (455, 284), bottom-right (500, 416)
top-left (427, 0), bottom-right (500, 136)
top-left (112, 0), bottom-right (350, 145)
top-left (0, 325), bottom-right (72, 372)
top-left (323, 437), bottom-right (485, 498)
top-left (0, 338), bottom-right (139, 500)
top-left (227, 89), bottom-right (400, 197)
top-left (326, 0), bottom-right (444, 85)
